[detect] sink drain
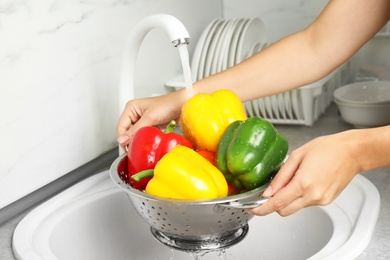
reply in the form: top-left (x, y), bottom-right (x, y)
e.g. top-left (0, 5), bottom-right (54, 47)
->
top-left (150, 224), bottom-right (249, 253)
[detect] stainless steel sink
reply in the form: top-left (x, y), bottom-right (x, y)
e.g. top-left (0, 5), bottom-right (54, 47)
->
top-left (13, 171), bottom-right (380, 260)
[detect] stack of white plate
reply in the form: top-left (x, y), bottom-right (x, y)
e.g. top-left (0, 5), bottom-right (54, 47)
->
top-left (191, 17), bottom-right (267, 81)
top-left (165, 17), bottom-right (267, 88)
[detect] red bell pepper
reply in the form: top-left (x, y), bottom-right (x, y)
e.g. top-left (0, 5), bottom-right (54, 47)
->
top-left (127, 120), bottom-right (193, 190)
top-left (197, 149), bottom-right (240, 196)
top-left (196, 149), bottom-right (216, 165)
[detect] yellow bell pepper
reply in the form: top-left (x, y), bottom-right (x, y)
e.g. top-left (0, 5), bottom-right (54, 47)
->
top-left (179, 90), bottom-right (247, 152)
top-left (132, 145), bottom-right (228, 200)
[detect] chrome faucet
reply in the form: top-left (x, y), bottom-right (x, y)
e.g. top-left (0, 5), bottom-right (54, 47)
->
top-left (119, 14), bottom-right (190, 113)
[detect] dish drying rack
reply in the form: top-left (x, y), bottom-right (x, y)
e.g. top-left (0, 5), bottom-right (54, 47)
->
top-left (245, 62), bottom-right (351, 126)
top-left (165, 17), bottom-right (352, 126)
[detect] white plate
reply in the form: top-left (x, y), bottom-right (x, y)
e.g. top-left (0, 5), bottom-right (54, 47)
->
top-left (261, 42), bottom-right (271, 50)
top-left (197, 19), bottom-right (223, 80)
top-left (191, 18), bottom-right (221, 81)
top-left (291, 89), bottom-right (302, 120)
top-left (220, 19), bottom-right (239, 71)
top-left (251, 99), bottom-right (261, 117)
top-left (257, 98), bottom-right (267, 118)
top-left (277, 93), bottom-right (286, 119)
top-left (250, 41), bottom-right (265, 58)
top-left (203, 19), bottom-right (228, 78)
top-left (235, 17), bottom-right (267, 65)
top-left (245, 42), bottom-right (260, 60)
top-left (242, 44), bottom-right (264, 124)
top-left (164, 74), bottom-right (185, 89)
top-left (210, 19), bottom-right (233, 75)
top-left (264, 96), bottom-right (274, 119)
top-left (244, 101), bottom-right (255, 117)
top-left (227, 18), bottom-right (247, 68)
top-left (271, 95), bottom-right (280, 119)
top-left (284, 92), bottom-right (293, 119)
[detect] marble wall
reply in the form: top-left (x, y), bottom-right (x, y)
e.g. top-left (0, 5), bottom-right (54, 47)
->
top-left (223, 0), bottom-right (328, 42)
top-left (0, 0), bottom-right (328, 209)
top-left (0, 0), bottom-right (222, 209)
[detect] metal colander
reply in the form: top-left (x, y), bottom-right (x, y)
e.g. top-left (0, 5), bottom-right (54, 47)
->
top-left (109, 154), bottom-right (271, 250)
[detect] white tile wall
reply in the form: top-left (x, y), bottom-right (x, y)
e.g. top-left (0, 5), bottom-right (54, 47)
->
top-left (0, 0), bottom-right (328, 209)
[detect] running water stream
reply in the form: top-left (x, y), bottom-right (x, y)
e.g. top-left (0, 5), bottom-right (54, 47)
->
top-left (170, 249), bottom-right (229, 260)
top-left (170, 44), bottom-right (231, 260)
top-left (177, 44), bottom-right (194, 98)
top-left (164, 44), bottom-right (232, 256)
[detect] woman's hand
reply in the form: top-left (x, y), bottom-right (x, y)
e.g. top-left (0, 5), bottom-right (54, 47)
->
top-left (116, 90), bottom-right (187, 151)
top-left (249, 130), bottom-right (362, 217)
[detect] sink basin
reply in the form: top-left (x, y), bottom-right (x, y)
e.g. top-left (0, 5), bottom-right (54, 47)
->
top-left (13, 171), bottom-right (380, 260)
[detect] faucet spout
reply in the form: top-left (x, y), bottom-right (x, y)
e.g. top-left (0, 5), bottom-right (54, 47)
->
top-left (134, 14), bottom-right (190, 46)
top-left (119, 14), bottom-right (190, 115)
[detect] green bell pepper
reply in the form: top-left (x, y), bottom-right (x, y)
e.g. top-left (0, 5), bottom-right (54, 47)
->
top-left (216, 116), bottom-right (289, 190)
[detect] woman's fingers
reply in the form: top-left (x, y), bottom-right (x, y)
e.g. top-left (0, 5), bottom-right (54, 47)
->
top-left (248, 173), bottom-right (305, 216)
top-left (262, 154), bottom-right (301, 197)
top-left (249, 132), bottom-right (362, 217)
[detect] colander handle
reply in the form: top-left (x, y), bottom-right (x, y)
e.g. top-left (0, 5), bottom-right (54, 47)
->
top-left (218, 196), bottom-right (270, 209)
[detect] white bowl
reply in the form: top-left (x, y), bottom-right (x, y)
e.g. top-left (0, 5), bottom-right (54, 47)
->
top-left (334, 99), bottom-right (390, 128)
top-left (333, 81), bottom-right (390, 105)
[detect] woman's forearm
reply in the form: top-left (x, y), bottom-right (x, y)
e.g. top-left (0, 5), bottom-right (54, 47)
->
top-left (353, 126), bottom-right (390, 172)
top-left (192, 31), bottom-right (332, 101)
top-left (192, 0), bottom-right (390, 102)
